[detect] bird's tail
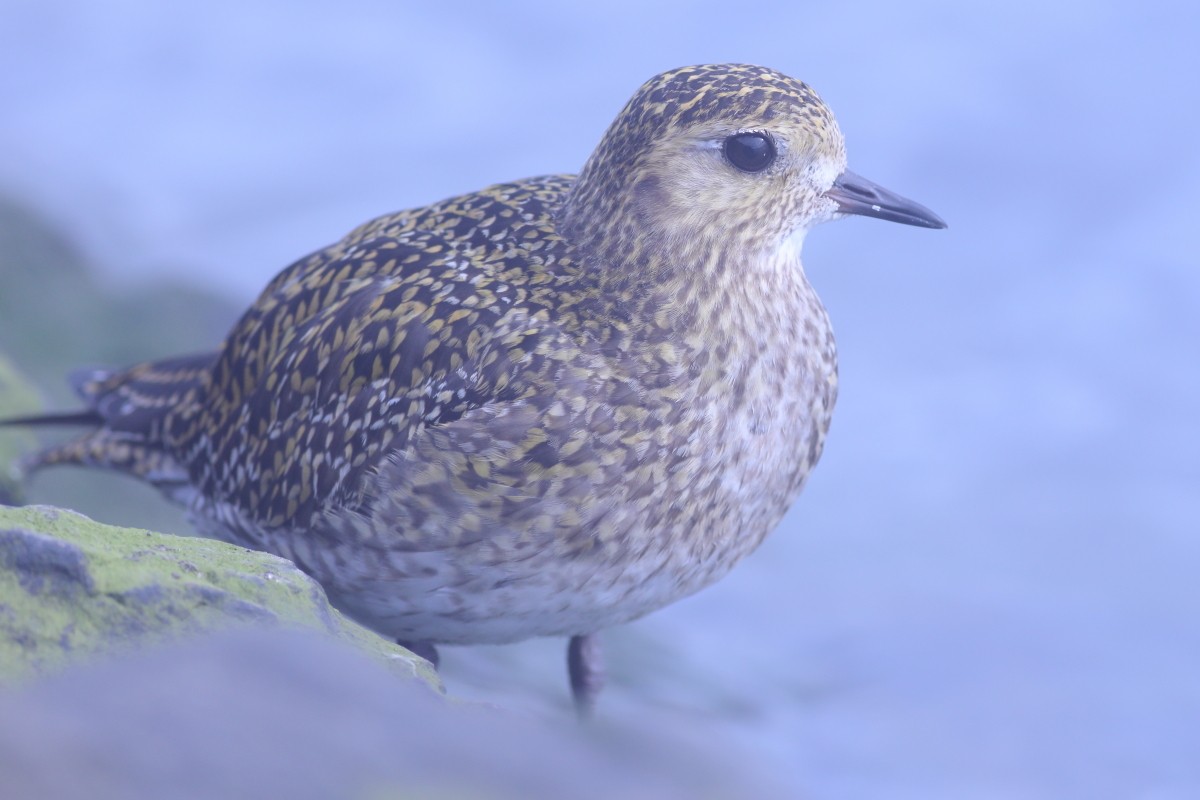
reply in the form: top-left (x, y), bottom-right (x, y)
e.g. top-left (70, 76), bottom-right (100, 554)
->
top-left (1, 352), bottom-right (217, 495)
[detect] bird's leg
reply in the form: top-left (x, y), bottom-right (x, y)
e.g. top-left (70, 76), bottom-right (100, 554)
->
top-left (567, 633), bottom-right (605, 718)
top-left (398, 640), bottom-right (440, 670)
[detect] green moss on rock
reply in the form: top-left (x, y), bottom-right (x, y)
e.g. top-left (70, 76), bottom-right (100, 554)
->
top-left (0, 355), bottom-right (41, 505)
top-left (0, 504), bottom-right (440, 690)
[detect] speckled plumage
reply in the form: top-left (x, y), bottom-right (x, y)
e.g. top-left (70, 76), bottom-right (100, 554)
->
top-left (10, 64), bottom-right (944, 710)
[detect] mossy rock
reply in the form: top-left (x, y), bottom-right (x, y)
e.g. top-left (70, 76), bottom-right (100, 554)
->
top-left (0, 504), bottom-right (440, 690)
top-left (0, 355), bottom-right (41, 505)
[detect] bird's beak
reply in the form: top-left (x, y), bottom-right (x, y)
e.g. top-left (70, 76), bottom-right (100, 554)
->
top-left (824, 170), bottom-right (947, 229)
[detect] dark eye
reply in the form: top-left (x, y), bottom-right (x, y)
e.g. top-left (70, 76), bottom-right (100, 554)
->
top-left (723, 132), bottom-right (776, 173)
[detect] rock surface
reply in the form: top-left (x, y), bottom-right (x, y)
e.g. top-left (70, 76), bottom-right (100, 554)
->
top-left (0, 354), bottom-right (40, 505)
top-left (0, 628), bottom-right (763, 800)
top-left (0, 503), bottom-right (438, 688)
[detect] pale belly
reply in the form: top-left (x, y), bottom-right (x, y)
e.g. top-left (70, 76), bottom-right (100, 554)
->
top-left (211, 361), bottom-right (837, 646)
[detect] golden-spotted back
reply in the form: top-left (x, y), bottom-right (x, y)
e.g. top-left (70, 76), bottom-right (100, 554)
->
top-left (168, 179), bottom-right (580, 529)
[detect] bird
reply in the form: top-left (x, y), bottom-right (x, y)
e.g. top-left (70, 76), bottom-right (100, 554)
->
top-left (2, 64), bottom-right (945, 715)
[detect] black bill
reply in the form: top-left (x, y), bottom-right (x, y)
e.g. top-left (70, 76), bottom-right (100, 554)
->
top-left (825, 169), bottom-right (947, 229)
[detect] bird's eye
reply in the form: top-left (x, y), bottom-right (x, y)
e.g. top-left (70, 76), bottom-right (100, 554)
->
top-left (723, 132), bottom-right (776, 173)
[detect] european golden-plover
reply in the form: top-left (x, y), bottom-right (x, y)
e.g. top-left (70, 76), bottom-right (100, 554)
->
top-left (4, 64), bottom-right (945, 714)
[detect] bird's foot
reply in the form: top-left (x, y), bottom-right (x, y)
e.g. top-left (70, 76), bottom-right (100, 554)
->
top-left (567, 633), bottom-right (605, 719)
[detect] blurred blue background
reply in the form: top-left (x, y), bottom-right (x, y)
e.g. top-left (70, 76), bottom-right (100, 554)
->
top-left (2, 1), bottom-right (1198, 796)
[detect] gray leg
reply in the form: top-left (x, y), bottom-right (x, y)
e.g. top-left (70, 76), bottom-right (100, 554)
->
top-left (567, 633), bottom-right (605, 718)
top-left (398, 640), bottom-right (440, 670)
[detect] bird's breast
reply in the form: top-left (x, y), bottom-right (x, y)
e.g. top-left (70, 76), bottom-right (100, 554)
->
top-left (590, 262), bottom-right (838, 606)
